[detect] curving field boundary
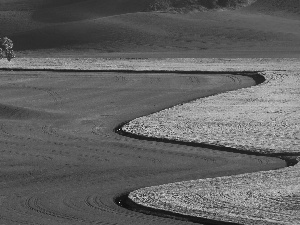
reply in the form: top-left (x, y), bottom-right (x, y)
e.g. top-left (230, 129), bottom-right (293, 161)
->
top-left (0, 58), bottom-right (297, 225)
top-left (125, 71), bottom-right (300, 224)
top-left (123, 72), bottom-right (300, 154)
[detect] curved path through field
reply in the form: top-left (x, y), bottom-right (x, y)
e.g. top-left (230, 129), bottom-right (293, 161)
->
top-left (0, 70), bottom-right (285, 225)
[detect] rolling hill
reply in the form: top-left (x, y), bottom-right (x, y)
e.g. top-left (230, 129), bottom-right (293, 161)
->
top-left (1, 0), bottom-right (299, 57)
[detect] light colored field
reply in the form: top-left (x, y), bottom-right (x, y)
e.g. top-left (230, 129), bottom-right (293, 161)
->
top-left (1, 57), bottom-right (300, 71)
top-left (126, 64), bottom-right (300, 224)
top-left (130, 162), bottom-right (300, 225)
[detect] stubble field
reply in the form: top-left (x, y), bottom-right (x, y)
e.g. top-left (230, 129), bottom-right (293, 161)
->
top-left (126, 64), bottom-right (300, 224)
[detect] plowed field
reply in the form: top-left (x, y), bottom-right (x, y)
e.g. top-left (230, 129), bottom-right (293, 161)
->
top-left (0, 70), bottom-right (284, 225)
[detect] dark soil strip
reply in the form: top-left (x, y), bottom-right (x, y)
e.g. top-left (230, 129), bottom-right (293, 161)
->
top-left (115, 122), bottom-right (298, 166)
top-left (0, 68), bottom-right (262, 76)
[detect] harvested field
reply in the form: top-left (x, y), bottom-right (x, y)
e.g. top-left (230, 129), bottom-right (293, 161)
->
top-left (130, 162), bottom-right (300, 225)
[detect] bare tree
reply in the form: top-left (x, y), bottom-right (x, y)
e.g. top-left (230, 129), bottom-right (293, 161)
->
top-left (0, 37), bottom-right (15, 61)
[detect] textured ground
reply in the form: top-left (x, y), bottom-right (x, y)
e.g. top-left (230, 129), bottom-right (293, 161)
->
top-left (127, 68), bottom-right (300, 224)
top-left (130, 162), bottom-right (300, 225)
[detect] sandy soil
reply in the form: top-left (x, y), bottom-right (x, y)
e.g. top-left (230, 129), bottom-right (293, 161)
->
top-left (0, 69), bottom-right (284, 225)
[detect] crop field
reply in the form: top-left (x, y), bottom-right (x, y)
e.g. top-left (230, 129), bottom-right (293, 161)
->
top-left (0, 58), bottom-right (299, 224)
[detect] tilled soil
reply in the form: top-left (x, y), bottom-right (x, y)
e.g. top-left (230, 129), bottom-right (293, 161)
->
top-left (0, 71), bottom-right (285, 225)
